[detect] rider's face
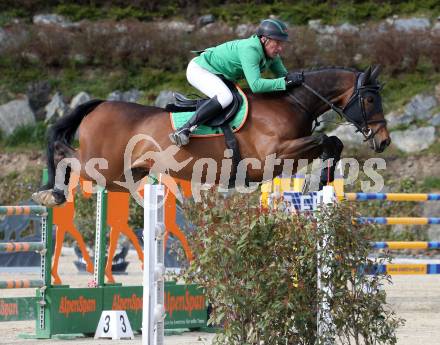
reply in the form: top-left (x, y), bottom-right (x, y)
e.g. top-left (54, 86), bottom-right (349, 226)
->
top-left (261, 37), bottom-right (286, 59)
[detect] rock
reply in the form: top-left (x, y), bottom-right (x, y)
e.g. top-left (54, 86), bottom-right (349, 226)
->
top-left (390, 126), bottom-right (436, 152)
top-left (157, 21), bottom-right (194, 33)
top-left (385, 111), bottom-right (413, 129)
top-left (385, 14), bottom-right (400, 26)
top-left (404, 94), bottom-right (438, 120)
top-left (307, 19), bottom-right (338, 35)
top-left (0, 98), bottom-right (35, 136)
top-left (353, 53), bottom-right (363, 63)
top-left (308, 19), bottom-right (322, 31)
top-left (154, 91), bottom-right (175, 108)
top-left (123, 89), bottom-right (141, 103)
top-left (26, 80), bottom-right (52, 120)
top-left (106, 89), bottom-right (140, 103)
top-left (69, 92), bottom-right (91, 109)
top-left (318, 25), bottom-right (336, 35)
top-left (429, 113), bottom-right (440, 127)
top-left (33, 14), bottom-right (74, 28)
top-left (393, 17), bottom-right (431, 31)
top-left (338, 23), bottom-right (359, 33)
top-left (197, 14), bottom-right (215, 27)
top-left (235, 24), bottom-right (256, 38)
top-left (45, 92), bottom-right (68, 123)
top-left (107, 91), bottom-right (123, 101)
top-left (115, 23), bottom-right (128, 33)
top-left (327, 125), bottom-right (364, 148)
top-left (199, 22), bottom-right (233, 35)
top-left (433, 22), bottom-right (440, 37)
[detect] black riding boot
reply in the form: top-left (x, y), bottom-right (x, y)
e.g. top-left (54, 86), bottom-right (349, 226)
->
top-left (169, 96), bottom-right (223, 147)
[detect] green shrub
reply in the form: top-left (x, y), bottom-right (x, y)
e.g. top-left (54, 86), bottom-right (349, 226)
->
top-left (181, 189), bottom-right (403, 344)
top-left (422, 177), bottom-right (440, 191)
top-left (0, 1), bottom-right (439, 24)
top-left (4, 122), bottom-right (48, 148)
top-left (54, 4), bottom-right (103, 21)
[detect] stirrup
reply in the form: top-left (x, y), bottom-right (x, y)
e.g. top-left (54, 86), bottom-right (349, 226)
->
top-left (169, 125), bottom-right (198, 147)
top-left (169, 130), bottom-right (190, 147)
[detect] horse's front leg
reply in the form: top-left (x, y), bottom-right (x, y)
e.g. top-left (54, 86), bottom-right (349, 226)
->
top-left (276, 133), bottom-right (327, 163)
top-left (264, 134), bottom-right (326, 185)
top-left (276, 134), bottom-right (344, 186)
top-left (274, 134), bottom-right (342, 187)
top-left (319, 136), bottom-right (344, 187)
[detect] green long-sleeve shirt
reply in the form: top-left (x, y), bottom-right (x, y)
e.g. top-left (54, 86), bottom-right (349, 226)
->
top-left (194, 35), bottom-right (288, 93)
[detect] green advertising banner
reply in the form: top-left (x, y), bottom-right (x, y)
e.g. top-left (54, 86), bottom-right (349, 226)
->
top-left (46, 287), bottom-right (103, 335)
top-left (102, 286), bottom-right (143, 331)
top-left (102, 283), bottom-right (207, 330)
top-left (0, 297), bottom-right (37, 321)
top-left (164, 282), bottom-right (207, 329)
top-left (1, 283), bottom-right (207, 337)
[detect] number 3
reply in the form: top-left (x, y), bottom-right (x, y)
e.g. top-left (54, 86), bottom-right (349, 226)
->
top-left (120, 315), bottom-right (126, 332)
top-left (103, 315), bottom-right (110, 333)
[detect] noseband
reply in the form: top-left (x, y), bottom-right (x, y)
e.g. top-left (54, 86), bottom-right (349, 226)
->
top-left (300, 72), bottom-right (387, 141)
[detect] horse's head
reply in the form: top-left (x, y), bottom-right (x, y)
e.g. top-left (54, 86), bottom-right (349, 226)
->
top-left (343, 65), bottom-right (391, 153)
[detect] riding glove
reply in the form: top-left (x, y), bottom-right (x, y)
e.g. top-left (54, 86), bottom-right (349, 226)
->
top-left (285, 72), bottom-right (304, 88)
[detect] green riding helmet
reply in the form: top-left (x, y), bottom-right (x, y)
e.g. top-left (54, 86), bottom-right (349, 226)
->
top-left (256, 18), bottom-right (289, 42)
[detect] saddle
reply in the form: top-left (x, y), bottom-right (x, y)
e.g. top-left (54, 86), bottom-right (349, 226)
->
top-left (165, 77), bottom-right (243, 128)
top-left (165, 77), bottom-right (247, 187)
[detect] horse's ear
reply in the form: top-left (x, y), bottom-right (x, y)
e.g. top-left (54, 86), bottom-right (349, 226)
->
top-left (362, 66), bottom-right (372, 85)
top-left (370, 64), bottom-right (382, 82)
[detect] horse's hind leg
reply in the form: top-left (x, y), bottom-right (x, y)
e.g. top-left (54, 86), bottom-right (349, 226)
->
top-left (33, 141), bottom-right (78, 207)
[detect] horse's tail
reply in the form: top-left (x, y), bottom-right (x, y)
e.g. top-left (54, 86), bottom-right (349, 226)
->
top-left (42, 99), bottom-right (104, 190)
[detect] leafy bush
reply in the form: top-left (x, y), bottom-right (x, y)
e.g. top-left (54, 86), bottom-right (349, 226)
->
top-left (181, 189), bottom-right (403, 344)
top-left (2, 19), bottom-right (438, 76)
top-left (0, 166), bottom-right (42, 205)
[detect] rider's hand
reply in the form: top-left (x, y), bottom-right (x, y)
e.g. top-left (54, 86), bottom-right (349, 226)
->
top-left (285, 72), bottom-right (304, 88)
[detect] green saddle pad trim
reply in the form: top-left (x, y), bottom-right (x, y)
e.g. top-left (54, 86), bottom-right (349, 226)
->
top-left (170, 87), bottom-right (248, 136)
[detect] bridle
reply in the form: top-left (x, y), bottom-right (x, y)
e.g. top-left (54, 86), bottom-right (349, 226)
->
top-left (300, 72), bottom-right (387, 141)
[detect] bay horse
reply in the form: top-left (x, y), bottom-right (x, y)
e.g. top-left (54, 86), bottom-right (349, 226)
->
top-left (33, 65), bottom-right (390, 207)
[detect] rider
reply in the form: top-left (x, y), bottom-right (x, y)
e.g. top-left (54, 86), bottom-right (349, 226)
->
top-left (169, 18), bottom-right (304, 147)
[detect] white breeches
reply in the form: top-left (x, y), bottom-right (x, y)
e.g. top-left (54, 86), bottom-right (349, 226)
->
top-left (186, 58), bottom-right (233, 109)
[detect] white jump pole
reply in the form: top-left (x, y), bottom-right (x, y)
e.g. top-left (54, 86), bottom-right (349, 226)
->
top-left (317, 185), bottom-right (336, 344)
top-left (142, 184), bottom-right (166, 345)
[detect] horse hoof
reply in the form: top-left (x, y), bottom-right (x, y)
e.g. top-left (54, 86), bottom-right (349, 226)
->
top-left (32, 190), bottom-right (61, 208)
